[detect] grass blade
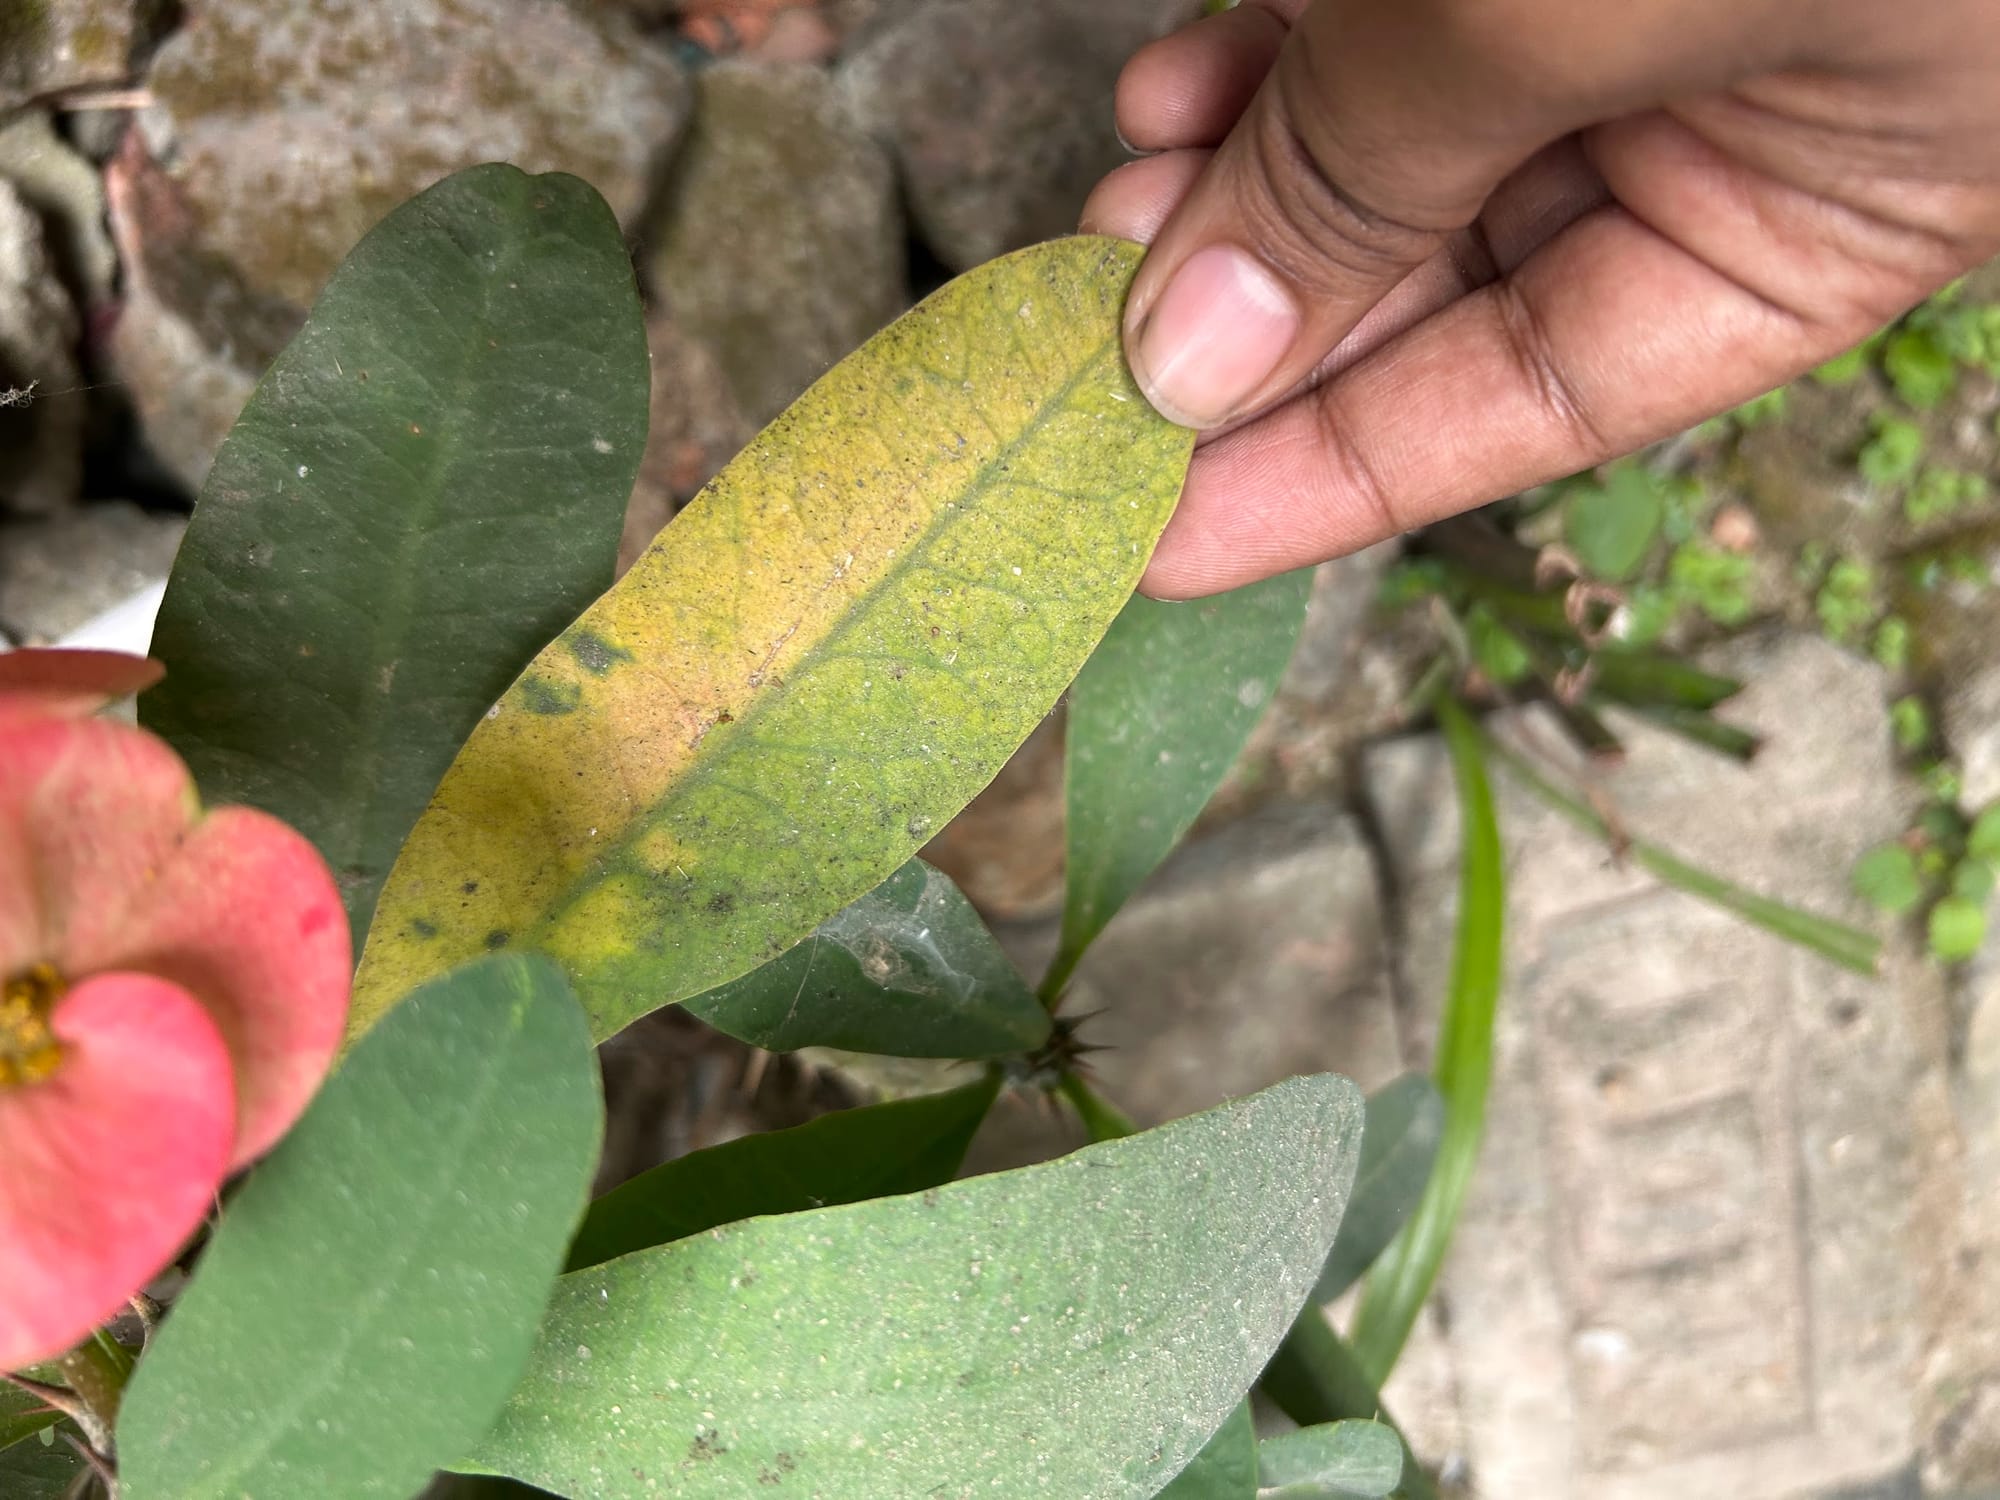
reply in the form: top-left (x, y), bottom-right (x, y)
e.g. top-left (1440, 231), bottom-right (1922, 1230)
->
top-left (1349, 696), bottom-right (1502, 1386)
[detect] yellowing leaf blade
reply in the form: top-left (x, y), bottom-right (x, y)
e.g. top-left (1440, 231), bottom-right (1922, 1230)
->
top-left (354, 237), bottom-right (1191, 1040)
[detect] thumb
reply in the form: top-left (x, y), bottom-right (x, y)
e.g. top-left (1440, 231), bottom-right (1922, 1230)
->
top-left (1121, 0), bottom-right (1553, 429)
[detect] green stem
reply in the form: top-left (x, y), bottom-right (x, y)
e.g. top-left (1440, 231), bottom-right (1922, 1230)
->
top-left (1057, 1072), bottom-right (1136, 1143)
top-left (1260, 1311), bottom-right (1437, 1500)
top-left (1485, 732), bottom-right (1881, 975)
top-left (51, 1331), bottom-right (131, 1454)
top-left (1350, 696), bottom-right (1504, 1386)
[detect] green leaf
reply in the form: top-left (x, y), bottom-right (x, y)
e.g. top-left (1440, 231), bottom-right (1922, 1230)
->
top-left (1463, 604), bottom-right (1532, 687)
top-left (1968, 805), bottom-right (2000, 864)
top-left (1884, 326), bottom-right (1958, 409)
top-left (1260, 1316), bottom-right (1433, 1500)
top-left (681, 858), bottom-right (1049, 1057)
top-left (1051, 570), bottom-right (1312, 994)
top-left (1858, 414), bottom-right (1925, 487)
top-left (1952, 859), bottom-right (1996, 905)
top-left (1623, 703), bottom-right (1762, 763)
top-left (472, 1075), bottom-right (1364, 1500)
top-left (0, 1431), bottom-right (87, 1499)
top-left (1812, 333), bottom-right (1882, 385)
top-left (118, 955), bottom-right (603, 1500)
top-left (1351, 698), bottom-right (1502, 1385)
top-left (567, 1073), bottom-right (1000, 1272)
top-left (1589, 652), bottom-right (1743, 712)
top-left (1892, 695), bottom-right (1934, 754)
top-left (353, 236), bottom-right (1194, 1044)
top-left (1931, 895), bottom-right (1990, 962)
top-left (0, 1384), bottom-right (60, 1453)
top-left (142, 164), bottom-right (648, 949)
top-left (1564, 464), bottom-right (1663, 582)
top-left (1258, 1421), bottom-right (1404, 1498)
top-left (1156, 1403), bottom-right (1257, 1499)
top-left (1853, 844), bottom-right (1923, 914)
top-left (1313, 1076), bottom-right (1443, 1305)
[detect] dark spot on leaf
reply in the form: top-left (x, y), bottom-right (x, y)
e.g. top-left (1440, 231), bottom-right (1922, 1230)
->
top-left (775, 1453), bottom-right (795, 1473)
top-left (519, 675), bottom-right (583, 715)
top-left (484, 929), bottom-right (510, 950)
top-left (568, 630), bottom-right (633, 676)
top-left (715, 709), bottom-right (734, 725)
top-left (688, 1429), bottom-right (727, 1463)
top-left (462, 880), bottom-right (479, 895)
top-left (410, 918), bottom-right (437, 940)
top-left (707, 892), bottom-right (736, 916)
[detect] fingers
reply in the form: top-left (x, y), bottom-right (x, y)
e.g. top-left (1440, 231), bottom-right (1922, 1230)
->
top-left (1139, 196), bottom-right (1836, 598)
top-left (1081, 150), bottom-right (1212, 242)
top-left (1114, 4), bottom-right (1289, 152)
top-left (1119, 0), bottom-right (1561, 431)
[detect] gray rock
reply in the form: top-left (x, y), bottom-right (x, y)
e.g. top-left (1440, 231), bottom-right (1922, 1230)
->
top-left (618, 305), bottom-right (754, 575)
top-left (959, 800), bottom-right (1406, 1173)
top-left (842, 0), bottom-right (1192, 270)
top-left (0, 109), bottom-right (118, 309)
top-left (648, 62), bottom-right (903, 427)
top-left (1364, 630), bottom-right (1995, 1496)
top-left (0, 500), bottom-right (186, 643)
top-left (0, 0), bottom-right (136, 113)
top-left (142, 0), bottom-right (690, 309)
top-left (0, 179), bottom-right (83, 514)
top-left (102, 136), bottom-right (268, 492)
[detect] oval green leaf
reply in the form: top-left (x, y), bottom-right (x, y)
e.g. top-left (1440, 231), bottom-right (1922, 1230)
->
top-left (1157, 1402), bottom-right (1257, 1499)
top-left (117, 954), bottom-right (603, 1500)
top-left (1258, 1421), bottom-right (1403, 1498)
top-left (351, 235), bottom-right (1194, 1043)
top-left (473, 1074), bottom-right (1364, 1500)
top-left (1313, 1075), bottom-right (1443, 1305)
top-left (1050, 571), bottom-right (1312, 995)
top-left (0, 1386), bottom-right (60, 1454)
top-left (683, 859), bottom-right (1050, 1057)
top-left (567, 1072), bottom-right (1000, 1271)
top-left (143, 164), bottom-right (649, 949)
top-left (0, 1432), bottom-right (86, 1500)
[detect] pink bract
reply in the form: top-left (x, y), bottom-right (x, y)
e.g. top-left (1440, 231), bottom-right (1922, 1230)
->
top-left (0, 652), bottom-right (352, 1369)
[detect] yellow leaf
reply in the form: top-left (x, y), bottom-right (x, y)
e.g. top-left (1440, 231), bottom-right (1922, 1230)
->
top-left (351, 237), bottom-right (1191, 1041)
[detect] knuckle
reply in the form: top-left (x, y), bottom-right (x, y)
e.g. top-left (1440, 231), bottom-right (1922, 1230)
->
top-left (1494, 283), bottom-right (1611, 455)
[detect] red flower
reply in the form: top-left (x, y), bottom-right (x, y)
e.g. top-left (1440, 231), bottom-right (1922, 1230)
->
top-left (0, 650), bottom-right (351, 1370)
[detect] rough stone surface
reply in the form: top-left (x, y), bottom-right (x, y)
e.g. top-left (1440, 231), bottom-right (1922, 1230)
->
top-left (0, 179), bottom-right (84, 514)
top-left (142, 0), bottom-right (689, 309)
top-left (1365, 630), bottom-right (1996, 1497)
top-left (0, 109), bottom-right (118, 309)
top-left (0, 500), bottom-right (186, 642)
top-left (959, 800), bottom-right (1407, 1172)
top-left (101, 136), bottom-right (270, 491)
top-left (0, 0), bottom-right (136, 113)
top-left (923, 711), bottom-right (1068, 923)
top-left (619, 306), bottom-right (754, 575)
top-left (648, 62), bottom-right (902, 427)
top-left (842, 0), bottom-right (1193, 270)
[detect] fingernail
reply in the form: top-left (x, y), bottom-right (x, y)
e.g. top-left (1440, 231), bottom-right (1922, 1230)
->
top-left (1132, 245), bottom-right (1299, 428)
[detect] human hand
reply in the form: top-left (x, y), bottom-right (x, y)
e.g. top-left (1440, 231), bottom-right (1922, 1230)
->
top-left (1086, 0), bottom-right (2000, 597)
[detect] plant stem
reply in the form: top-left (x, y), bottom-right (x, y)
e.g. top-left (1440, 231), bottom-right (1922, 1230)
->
top-left (52, 1331), bottom-right (131, 1453)
top-left (1057, 1072), bottom-right (1136, 1143)
top-left (1260, 1311), bottom-right (1437, 1500)
top-left (1349, 696), bottom-right (1505, 1387)
top-left (1485, 731), bottom-right (1882, 975)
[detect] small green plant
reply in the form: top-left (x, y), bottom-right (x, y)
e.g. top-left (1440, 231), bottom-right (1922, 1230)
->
top-left (1858, 412), bottom-right (1926, 487)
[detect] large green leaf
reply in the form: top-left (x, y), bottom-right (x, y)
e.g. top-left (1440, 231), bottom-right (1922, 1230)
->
top-left (1313, 1076), bottom-right (1443, 1305)
top-left (143, 163), bottom-right (649, 948)
top-left (1049, 571), bottom-right (1312, 995)
top-left (683, 859), bottom-right (1050, 1056)
top-left (1351, 699), bottom-right (1503, 1384)
top-left (473, 1074), bottom-right (1363, 1499)
top-left (567, 1073), bottom-right (1000, 1271)
top-left (1258, 1422), bottom-right (1403, 1498)
top-left (0, 1384), bottom-right (60, 1453)
top-left (118, 955), bottom-right (603, 1500)
top-left (0, 1431), bottom-right (86, 1499)
top-left (351, 235), bottom-right (1195, 1043)
top-left (1155, 1402), bottom-right (1256, 1499)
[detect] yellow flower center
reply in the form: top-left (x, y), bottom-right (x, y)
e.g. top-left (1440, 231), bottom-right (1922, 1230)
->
top-left (0, 963), bottom-right (66, 1087)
